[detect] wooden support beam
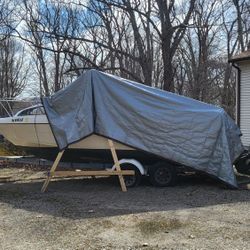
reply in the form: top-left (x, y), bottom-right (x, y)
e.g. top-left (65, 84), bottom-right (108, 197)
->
top-left (41, 139), bottom-right (133, 192)
top-left (51, 170), bottom-right (134, 177)
top-left (41, 150), bottom-right (65, 192)
top-left (108, 139), bottom-right (127, 192)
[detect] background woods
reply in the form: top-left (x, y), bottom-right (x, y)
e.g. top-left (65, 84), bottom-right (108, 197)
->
top-left (0, 0), bottom-right (249, 118)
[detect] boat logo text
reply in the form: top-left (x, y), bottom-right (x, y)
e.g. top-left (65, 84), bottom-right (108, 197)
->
top-left (12, 118), bottom-right (23, 122)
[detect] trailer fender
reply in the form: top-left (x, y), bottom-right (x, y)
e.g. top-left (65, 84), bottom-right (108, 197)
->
top-left (111, 158), bottom-right (145, 175)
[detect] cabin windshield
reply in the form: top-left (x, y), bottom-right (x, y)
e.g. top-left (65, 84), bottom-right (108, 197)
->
top-left (17, 106), bottom-right (45, 116)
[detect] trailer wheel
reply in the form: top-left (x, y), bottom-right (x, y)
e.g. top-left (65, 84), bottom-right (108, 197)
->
top-left (235, 154), bottom-right (250, 175)
top-left (149, 162), bottom-right (176, 187)
top-left (120, 163), bottom-right (142, 187)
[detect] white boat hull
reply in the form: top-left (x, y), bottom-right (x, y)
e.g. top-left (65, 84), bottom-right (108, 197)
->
top-left (0, 114), bottom-right (133, 150)
top-left (0, 108), bottom-right (159, 163)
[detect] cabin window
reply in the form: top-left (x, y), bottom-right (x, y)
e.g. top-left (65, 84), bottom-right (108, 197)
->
top-left (30, 107), bottom-right (45, 115)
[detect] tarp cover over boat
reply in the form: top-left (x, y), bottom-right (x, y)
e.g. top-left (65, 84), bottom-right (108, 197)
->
top-left (42, 69), bottom-right (244, 187)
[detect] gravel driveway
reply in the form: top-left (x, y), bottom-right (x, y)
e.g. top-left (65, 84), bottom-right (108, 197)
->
top-left (0, 167), bottom-right (250, 250)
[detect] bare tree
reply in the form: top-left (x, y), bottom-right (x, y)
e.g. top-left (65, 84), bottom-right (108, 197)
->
top-left (178, 0), bottom-right (221, 102)
top-left (5, 0), bottom-right (248, 115)
top-left (0, 1), bottom-right (28, 104)
top-left (219, 1), bottom-right (239, 117)
top-left (16, 0), bottom-right (78, 96)
top-left (232, 0), bottom-right (246, 51)
top-left (0, 36), bottom-right (28, 99)
top-left (95, 0), bottom-right (196, 90)
top-left (152, 0), bottom-right (195, 91)
top-left (0, 0), bottom-right (13, 41)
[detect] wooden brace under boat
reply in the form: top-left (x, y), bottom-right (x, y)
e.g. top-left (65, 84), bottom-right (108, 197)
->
top-left (41, 139), bottom-right (135, 192)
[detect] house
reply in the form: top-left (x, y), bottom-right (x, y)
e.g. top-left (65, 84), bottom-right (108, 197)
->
top-left (229, 48), bottom-right (250, 149)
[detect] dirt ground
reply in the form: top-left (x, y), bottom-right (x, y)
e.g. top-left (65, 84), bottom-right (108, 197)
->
top-left (0, 166), bottom-right (250, 250)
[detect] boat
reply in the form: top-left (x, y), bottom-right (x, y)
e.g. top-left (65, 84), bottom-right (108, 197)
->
top-left (0, 69), bottom-right (244, 188)
top-left (0, 102), bottom-right (183, 188)
top-left (0, 104), bottom-right (156, 163)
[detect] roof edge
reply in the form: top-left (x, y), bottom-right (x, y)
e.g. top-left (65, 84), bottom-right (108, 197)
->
top-left (229, 56), bottom-right (250, 63)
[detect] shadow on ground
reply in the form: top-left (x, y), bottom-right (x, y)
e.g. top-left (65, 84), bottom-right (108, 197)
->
top-left (0, 175), bottom-right (249, 220)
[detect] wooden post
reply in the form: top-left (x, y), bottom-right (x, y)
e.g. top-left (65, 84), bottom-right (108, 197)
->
top-left (108, 139), bottom-right (127, 192)
top-left (41, 150), bottom-right (65, 192)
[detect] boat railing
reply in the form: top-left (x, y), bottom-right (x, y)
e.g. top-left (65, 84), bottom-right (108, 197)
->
top-left (0, 99), bottom-right (41, 117)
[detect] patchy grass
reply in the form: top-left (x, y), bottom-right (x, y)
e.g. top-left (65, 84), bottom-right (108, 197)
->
top-left (93, 219), bottom-right (114, 229)
top-left (137, 217), bottom-right (186, 235)
top-left (0, 141), bottom-right (27, 156)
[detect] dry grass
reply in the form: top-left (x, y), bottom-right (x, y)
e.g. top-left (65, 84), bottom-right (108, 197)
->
top-left (0, 143), bottom-right (13, 156)
top-left (0, 141), bottom-right (26, 156)
top-left (137, 217), bottom-right (186, 235)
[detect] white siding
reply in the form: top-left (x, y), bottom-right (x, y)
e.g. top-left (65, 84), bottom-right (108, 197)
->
top-left (239, 61), bottom-right (250, 147)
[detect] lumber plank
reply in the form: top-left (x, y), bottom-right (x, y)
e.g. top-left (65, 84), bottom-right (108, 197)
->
top-left (0, 176), bottom-right (12, 183)
top-left (41, 150), bottom-right (65, 192)
top-left (108, 139), bottom-right (128, 192)
top-left (51, 170), bottom-right (135, 177)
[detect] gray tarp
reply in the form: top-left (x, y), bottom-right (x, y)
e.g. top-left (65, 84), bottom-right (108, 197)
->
top-left (43, 69), bottom-right (244, 187)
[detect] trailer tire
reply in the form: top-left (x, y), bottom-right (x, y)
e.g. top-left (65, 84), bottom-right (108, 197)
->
top-left (149, 162), bottom-right (176, 187)
top-left (120, 163), bottom-right (142, 187)
top-left (235, 154), bottom-right (250, 175)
